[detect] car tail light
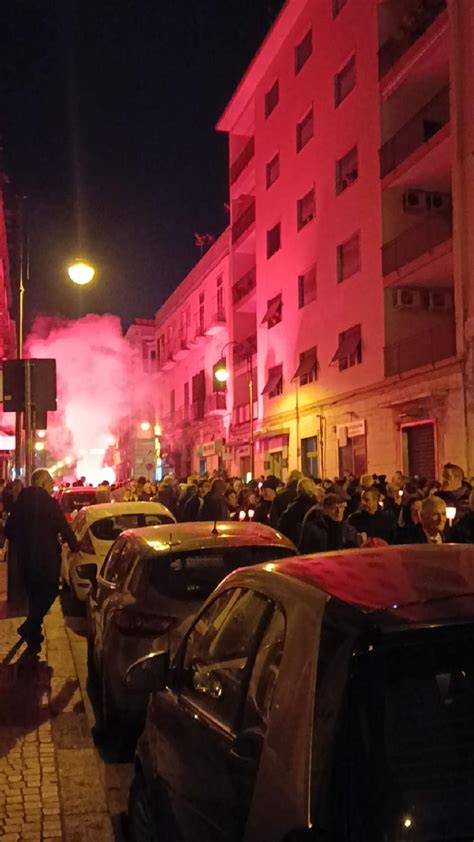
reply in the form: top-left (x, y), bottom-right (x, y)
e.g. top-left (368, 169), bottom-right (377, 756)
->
top-left (115, 608), bottom-right (177, 637)
top-left (80, 531), bottom-right (96, 555)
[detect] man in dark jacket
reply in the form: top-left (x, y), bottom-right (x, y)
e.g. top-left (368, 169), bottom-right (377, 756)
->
top-left (299, 493), bottom-right (359, 554)
top-left (254, 480), bottom-right (277, 525)
top-left (408, 495), bottom-right (448, 544)
top-left (269, 470), bottom-right (302, 528)
top-left (199, 478), bottom-right (230, 521)
top-left (278, 478), bottom-right (324, 546)
top-left (5, 469), bottom-right (79, 653)
top-left (348, 489), bottom-right (397, 544)
top-left (450, 490), bottom-right (474, 543)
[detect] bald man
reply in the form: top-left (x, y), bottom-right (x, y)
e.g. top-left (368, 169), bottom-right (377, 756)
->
top-left (5, 469), bottom-right (79, 653)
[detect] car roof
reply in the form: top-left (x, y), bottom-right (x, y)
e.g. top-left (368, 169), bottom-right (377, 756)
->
top-left (61, 487), bottom-right (98, 495)
top-left (79, 501), bottom-right (176, 523)
top-left (267, 545), bottom-right (474, 627)
top-left (119, 521), bottom-right (297, 554)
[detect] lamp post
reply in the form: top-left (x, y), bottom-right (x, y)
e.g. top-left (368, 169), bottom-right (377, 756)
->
top-left (67, 258), bottom-right (96, 286)
top-left (214, 341), bottom-right (255, 479)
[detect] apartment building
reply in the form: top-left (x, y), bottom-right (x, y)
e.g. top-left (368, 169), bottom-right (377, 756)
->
top-left (154, 231), bottom-right (231, 478)
top-left (216, 0), bottom-right (474, 480)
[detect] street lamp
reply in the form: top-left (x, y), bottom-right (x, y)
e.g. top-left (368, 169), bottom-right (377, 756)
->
top-left (214, 341), bottom-right (255, 479)
top-left (67, 258), bottom-right (96, 286)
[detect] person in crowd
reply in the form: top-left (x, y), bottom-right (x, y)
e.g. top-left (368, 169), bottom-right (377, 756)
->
top-left (236, 487), bottom-right (258, 521)
top-left (426, 479), bottom-right (442, 497)
top-left (278, 478), bottom-right (324, 546)
top-left (450, 489), bottom-right (474, 543)
top-left (96, 479), bottom-right (112, 503)
top-left (269, 469), bottom-right (302, 528)
top-left (156, 475), bottom-right (178, 515)
top-left (254, 480), bottom-right (278, 525)
top-left (395, 496), bottom-right (423, 544)
top-left (175, 483), bottom-right (197, 521)
top-left (299, 493), bottom-right (359, 554)
top-left (348, 488), bottom-right (397, 544)
top-left (180, 480), bottom-right (208, 522)
top-left (409, 495), bottom-right (448, 544)
top-left (199, 478), bottom-right (230, 521)
top-left (437, 463), bottom-right (471, 509)
top-left (383, 473), bottom-right (405, 518)
top-left (224, 488), bottom-right (239, 518)
top-left (5, 469), bottom-right (79, 654)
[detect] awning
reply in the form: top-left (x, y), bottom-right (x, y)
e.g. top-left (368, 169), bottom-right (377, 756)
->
top-left (292, 349), bottom-right (316, 380)
top-left (262, 365), bottom-right (282, 395)
top-left (331, 325), bottom-right (361, 364)
top-left (261, 293), bottom-right (282, 325)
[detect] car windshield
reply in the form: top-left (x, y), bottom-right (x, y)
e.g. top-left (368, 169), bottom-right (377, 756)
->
top-left (90, 513), bottom-right (174, 541)
top-left (63, 492), bottom-right (97, 511)
top-left (316, 623), bottom-right (474, 841)
top-left (149, 544), bottom-right (294, 601)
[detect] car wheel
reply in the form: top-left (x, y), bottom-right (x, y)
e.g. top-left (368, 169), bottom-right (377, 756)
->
top-left (128, 773), bottom-right (157, 842)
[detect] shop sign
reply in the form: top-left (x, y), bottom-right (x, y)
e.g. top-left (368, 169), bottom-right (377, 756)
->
top-left (347, 419), bottom-right (366, 438)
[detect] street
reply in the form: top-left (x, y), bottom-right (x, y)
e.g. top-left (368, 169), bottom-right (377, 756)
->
top-left (0, 559), bottom-right (133, 842)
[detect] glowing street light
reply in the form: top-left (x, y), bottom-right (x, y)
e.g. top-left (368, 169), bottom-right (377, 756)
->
top-left (37, 430), bottom-right (46, 439)
top-left (67, 258), bottom-right (96, 286)
top-left (140, 421), bottom-right (151, 432)
top-left (34, 442), bottom-right (45, 452)
top-left (214, 365), bottom-right (230, 384)
top-left (214, 343), bottom-right (254, 478)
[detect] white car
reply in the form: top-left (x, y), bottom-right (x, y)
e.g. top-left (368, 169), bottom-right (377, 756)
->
top-left (61, 501), bottom-right (176, 602)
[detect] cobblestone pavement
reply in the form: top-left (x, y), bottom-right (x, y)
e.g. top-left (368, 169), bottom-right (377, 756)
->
top-left (0, 560), bottom-right (133, 841)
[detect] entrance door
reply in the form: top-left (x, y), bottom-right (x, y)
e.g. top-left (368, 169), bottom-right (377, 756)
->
top-left (338, 434), bottom-right (367, 478)
top-left (301, 436), bottom-right (318, 478)
top-left (402, 422), bottom-right (436, 478)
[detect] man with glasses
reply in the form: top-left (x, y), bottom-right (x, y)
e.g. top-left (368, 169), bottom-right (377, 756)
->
top-left (299, 493), bottom-right (359, 554)
top-left (5, 468), bottom-right (79, 654)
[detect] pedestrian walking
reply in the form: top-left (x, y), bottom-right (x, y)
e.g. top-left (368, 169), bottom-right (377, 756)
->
top-left (199, 478), bottom-right (230, 521)
top-left (278, 478), bottom-right (324, 546)
top-left (299, 493), bottom-right (359, 553)
top-left (269, 470), bottom-right (302, 528)
top-left (5, 468), bottom-right (79, 654)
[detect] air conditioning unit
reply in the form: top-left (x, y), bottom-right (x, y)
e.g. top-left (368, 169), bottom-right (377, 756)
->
top-left (427, 192), bottom-right (452, 213)
top-left (423, 289), bottom-right (454, 311)
top-left (402, 189), bottom-right (427, 214)
top-left (392, 288), bottom-right (422, 310)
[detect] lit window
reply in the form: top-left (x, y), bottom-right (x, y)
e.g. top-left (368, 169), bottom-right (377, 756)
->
top-left (337, 232), bottom-right (361, 282)
top-left (266, 223), bottom-right (281, 259)
top-left (335, 55), bottom-right (356, 107)
top-left (298, 266), bottom-right (317, 308)
top-left (296, 108), bottom-right (314, 152)
top-left (297, 188), bottom-right (315, 231)
top-left (336, 145), bottom-right (358, 194)
top-left (295, 29), bottom-right (312, 74)
top-left (266, 152), bottom-right (280, 189)
top-left (265, 80), bottom-right (279, 118)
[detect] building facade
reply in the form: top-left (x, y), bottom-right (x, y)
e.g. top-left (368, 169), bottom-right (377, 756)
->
top-left (213, 0), bottom-right (474, 481)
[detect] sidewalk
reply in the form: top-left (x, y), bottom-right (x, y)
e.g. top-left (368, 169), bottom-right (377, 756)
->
top-left (0, 560), bottom-right (132, 841)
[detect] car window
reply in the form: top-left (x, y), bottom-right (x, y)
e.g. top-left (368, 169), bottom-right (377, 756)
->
top-left (242, 605), bottom-right (286, 730)
top-left (179, 588), bottom-right (271, 731)
top-left (100, 537), bottom-right (127, 583)
top-left (63, 491), bottom-right (97, 511)
top-left (90, 513), bottom-right (173, 542)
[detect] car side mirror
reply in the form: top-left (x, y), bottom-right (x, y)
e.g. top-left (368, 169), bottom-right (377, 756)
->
top-left (76, 562), bottom-right (98, 582)
top-left (125, 650), bottom-right (170, 694)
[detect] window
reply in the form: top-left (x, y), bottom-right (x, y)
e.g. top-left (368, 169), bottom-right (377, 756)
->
top-left (332, 0), bottom-right (349, 17)
top-left (100, 538), bottom-right (128, 585)
top-left (242, 606), bottom-right (286, 730)
top-left (199, 292), bottom-right (205, 334)
top-left (157, 334), bottom-right (165, 366)
top-left (298, 266), bottom-right (317, 308)
top-left (265, 80), bottom-right (279, 118)
top-left (192, 369), bottom-right (206, 419)
top-left (261, 293), bottom-right (282, 329)
top-left (337, 232), bottom-right (361, 282)
top-left (295, 29), bottom-right (312, 74)
top-left (293, 347), bottom-right (317, 386)
top-left (184, 381), bottom-right (189, 407)
top-left (296, 108), bottom-right (314, 152)
top-left (332, 324), bottom-right (362, 371)
top-left (297, 187), bottom-right (315, 231)
top-left (216, 275), bottom-right (224, 320)
top-left (180, 588), bottom-right (271, 729)
top-left (262, 364), bottom-right (283, 398)
top-left (91, 513), bottom-right (173, 542)
top-left (266, 152), bottom-right (280, 189)
top-left (336, 145), bottom-right (358, 194)
top-left (170, 389), bottom-right (175, 417)
top-left (266, 223), bottom-right (281, 259)
top-left (335, 55), bottom-right (356, 106)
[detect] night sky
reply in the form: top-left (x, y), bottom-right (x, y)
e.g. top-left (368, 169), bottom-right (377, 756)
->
top-left (0, 0), bottom-right (284, 330)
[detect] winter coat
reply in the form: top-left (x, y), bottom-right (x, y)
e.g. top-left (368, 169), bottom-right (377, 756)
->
top-left (269, 482), bottom-right (298, 528)
top-left (448, 511), bottom-right (474, 544)
top-left (299, 507), bottom-right (359, 554)
top-left (348, 508), bottom-right (397, 545)
top-left (253, 499), bottom-right (273, 525)
top-left (199, 492), bottom-right (230, 522)
top-left (5, 487), bottom-right (79, 588)
top-left (180, 495), bottom-right (203, 523)
top-left (278, 494), bottom-right (317, 546)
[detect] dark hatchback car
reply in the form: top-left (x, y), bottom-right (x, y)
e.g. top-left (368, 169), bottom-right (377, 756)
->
top-left (84, 521), bottom-right (296, 737)
top-left (126, 544), bottom-right (474, 842)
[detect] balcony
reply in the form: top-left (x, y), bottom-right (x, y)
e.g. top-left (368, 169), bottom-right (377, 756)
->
top-left (380, 87), bottom-right (449, 178)
top-left (384, 324), bottom-right (456, 377)
top-left (205, 308), bottom-right (227, 336)
top-left (206, 393), bottom-right (227, 415)
top-left (233, 335), bottom-right (257, 365)
top-left (161, 350), bottom-right (176, 371)
top-left (232, 267), bottom-right (256, 307)
top-left (175, 337), bottom-right (190, 360)
top-left (232, 200), bottom-right (256, 245)
top-left (230, 137), bottom-right (255, 186)
top-left (190, 326), bottom-right (207, 346)
top-left (378, 2), bottom-right (447, 80)
top-left (382, 214), bottom-right (452, 277)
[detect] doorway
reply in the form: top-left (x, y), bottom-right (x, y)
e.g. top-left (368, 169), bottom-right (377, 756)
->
top-left (402, 421), bottom-right (436, 479)
top-left (301, 436), bottom-right (318, 478)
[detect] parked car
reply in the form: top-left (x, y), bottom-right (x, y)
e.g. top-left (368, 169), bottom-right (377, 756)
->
top-left (55, 486), bottom-right (99, 522)
top-left (126, 543), bottom-right (474, 842)
top-left (83, 521), bottom-right (297, 740)
top-left (61, 501), bottom-right (175, 603)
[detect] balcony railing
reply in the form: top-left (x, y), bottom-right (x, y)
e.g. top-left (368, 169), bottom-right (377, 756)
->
top-left (230, 137), bottom-right (255, 185)
top-left (232, 200), bottom-right (256, 245)
top-left (380, 87), bottom-right (449, 177)
top-left (378, 1), bottom-right (447, 79)
top-left (205, 393), bottom-right (227, 414)
top-left (233, 335), bottom-right (257, 365)
top-left (232, 267), bottom-right (256, 306)
top-left (382, 214), bottom-right (452, 276)
top-left (384, 324), bottom-right (456, 377)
